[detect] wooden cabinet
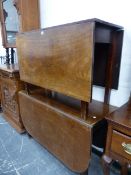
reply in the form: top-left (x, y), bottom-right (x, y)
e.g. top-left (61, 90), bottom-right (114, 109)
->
top-left (102, 99), bottom-right (131, 175)
top-left (0, 64), bottom-right (25, 133)
top-left (111, 131), bottom-right (131, 160)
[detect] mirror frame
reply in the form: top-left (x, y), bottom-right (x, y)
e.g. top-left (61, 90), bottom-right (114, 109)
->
top-left (0, 0), bottom-right (18, 48)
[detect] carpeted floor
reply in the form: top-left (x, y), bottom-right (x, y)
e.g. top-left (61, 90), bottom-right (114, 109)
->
top-left (0, 114), bottom-right (126, 175)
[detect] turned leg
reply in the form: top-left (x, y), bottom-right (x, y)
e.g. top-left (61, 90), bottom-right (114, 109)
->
top-left (102, 155), bottom-right (112, 175)
top-left (80, 169), bottom-right (88, 175)
top-left (121, 163), bottom-right (128, 175)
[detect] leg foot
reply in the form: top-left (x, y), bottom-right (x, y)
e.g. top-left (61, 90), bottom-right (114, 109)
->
top-left (102, 155), bottom-right (112, 175)
top-left (121, 163), bottom-right (128, 175)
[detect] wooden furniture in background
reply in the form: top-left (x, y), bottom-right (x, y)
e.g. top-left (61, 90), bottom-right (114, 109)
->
top-left (19, 90), bottom-right (117, 174)
top-left (17, 18), bottom-right (123, 104)
top-left (0, 0), bottom-right (40, 132)
top-left (16, 19), bottom-right (123, 174)
top-left (13, 0), bottom-right (40, 32)
top-left (102, 98), bottom-right (131, 175)
top-left (0, 64), bottom-right (25, 133)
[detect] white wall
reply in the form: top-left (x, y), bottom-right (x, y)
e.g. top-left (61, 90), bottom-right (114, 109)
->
top-left (39, 0), bottom-right (131, 107)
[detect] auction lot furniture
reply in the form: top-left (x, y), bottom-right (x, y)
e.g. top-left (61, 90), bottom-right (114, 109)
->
top-left (16, 18), bottom-right (123, 174)
top-left (102, 98), bottom-right (131, 175)
top-left (0, 64), bottom-right (24, 133)
top-left (0, 0), bottom-right (40, 132)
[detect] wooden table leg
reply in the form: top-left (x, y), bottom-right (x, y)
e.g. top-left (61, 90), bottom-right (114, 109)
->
top-left (102, 155), bottom-right (112, 175)
top-left (121, 163), bottom-right (128, 175)
top-left (80, 169), bottom-right (88, 175)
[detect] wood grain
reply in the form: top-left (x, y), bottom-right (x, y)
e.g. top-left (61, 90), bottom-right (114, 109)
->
top-left (17, 22), bottom-right (94, 102)
top-left (106, 101), bottom-right (131, 131)
top-left (102, 99), bottom-right (131, 175)
top-left (111, 130), bottom-right (131, 160)
top-left (19, 91), bottom-right (92, 173)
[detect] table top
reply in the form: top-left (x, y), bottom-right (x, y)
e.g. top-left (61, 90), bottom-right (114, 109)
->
top-left (106, 99), bottom-right (131, 130)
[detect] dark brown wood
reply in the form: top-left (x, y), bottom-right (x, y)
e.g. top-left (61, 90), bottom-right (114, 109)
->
top-left (24, 83), bottom-right (30, 95)
top-left (104, 31), bottom-right (117, 104)
top-left (104, 30), bottom-right (123, 104)
top-left (102, 100), bottom-right (131, 175)
top-left (121, 163), bottom-right (128, 175)
top-left (111, 130), bottom-right (131, 160)
top-left (19, 91), bottom-right (92, 173)
top-left (16, 19), bottom-right (123, 173)
top-left (80, 169), bottom-right (89, 175)
top-left (107, 101), bottom-right (131, 132)
top-left (17, 19), bottom-right (123, 103)
top-left (17, 22), bottom-right (94, 102)
top-left (102, 155), bottom-right (113, 175)
top-left (18, 89), bottom-right (117, 172)
top-left (0, 64), bottom-right (25, 133)
top-left (111, 30), bottom-right (123, 90)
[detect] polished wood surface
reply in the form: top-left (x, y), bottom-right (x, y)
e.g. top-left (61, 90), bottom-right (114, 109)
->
top-left (104, 30), bottom-right (124, 104)
top-left (102, 100), bottom-right (131, 175)
top-left (19, 90), bottom-right (117, 172)
top-left (111, 130), bottom-right (131, 160)
top-left (0, 64), bottom-right (25, 133)
top-left (17, 19), bottom-right (124, 103)
top-left (21, 90), bottom-right (117, 126)
top-left (14, 0), bottom-right (40, 32)
top-left (16, 18), bottom-right (124, 173)
top-left (106, 101), bottom-right (131, 130)
top-left (17, 22), bottom-right (94, 102)
top-left (19, 91), bottom-right (92, 173)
